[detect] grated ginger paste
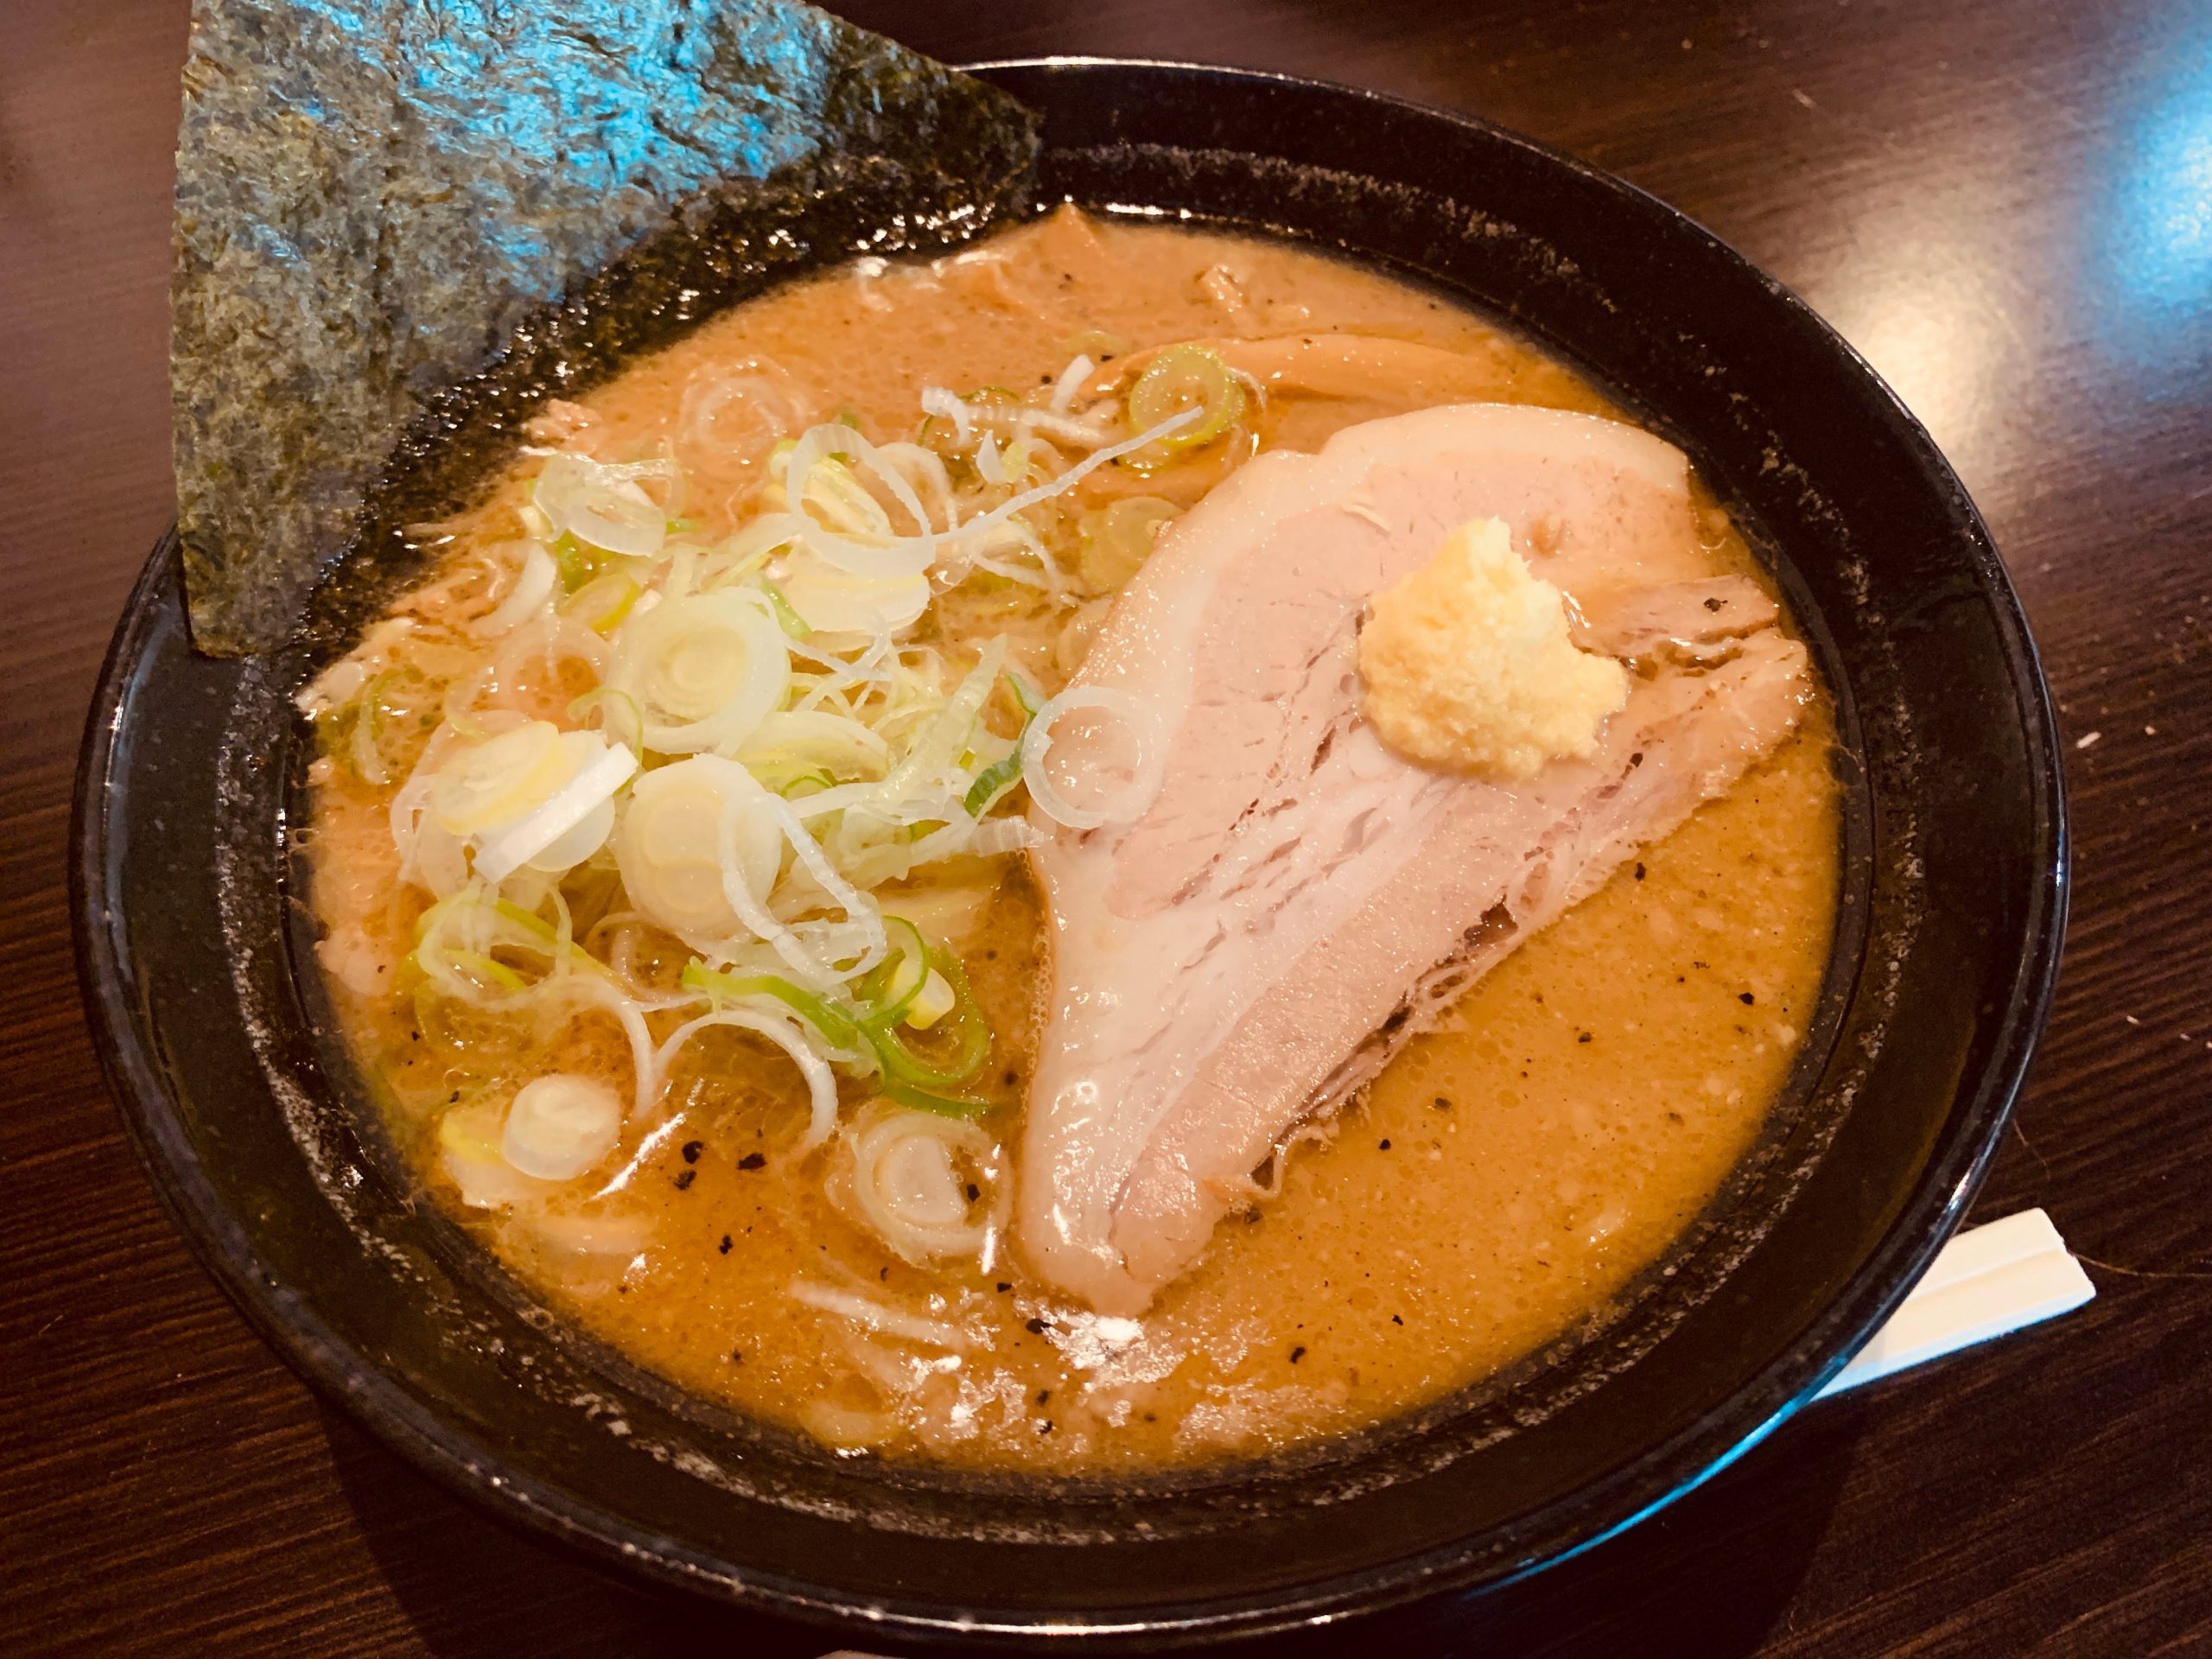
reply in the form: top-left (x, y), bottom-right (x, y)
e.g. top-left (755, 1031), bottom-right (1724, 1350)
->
top-left (1357, 517), bottom-right (1628, 779)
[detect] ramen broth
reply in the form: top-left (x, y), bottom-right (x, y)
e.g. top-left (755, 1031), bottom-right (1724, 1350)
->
top-left (305, 208), bottom-right (1838, 1471)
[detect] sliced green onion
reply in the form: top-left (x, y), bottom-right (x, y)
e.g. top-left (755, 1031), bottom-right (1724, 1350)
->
top-left (349, 671), bottom-right (398, 785)
top-left (779, 768), bottom-right (838, 798)
top-left (861, 947), bottom-right (988, 1088)
top-left (443, 669), bottom-right (492, 741)
top-left (759, 577), bottom-right (814, 639)
top-left (681, 923), bottom-right (990, 1097)
top-left (567, 686), bottom-right (644, 758)
top-left (962, 749), bottom-right (1022, 817)
top-left (407, 890), bottom-right (612, 991)
top-left (553, 532), bottom-right (611, 594)
top-left (682, 960), bottom-right (866, 1053)
top-left (967, 385), bottom-right (1024, 421)
top-left (1124, 346), bottom-right (1243, 467)
top-left (904, 969), bottom-right (957, 1030)
top-left (999, 435), bottom-right (1041, 487)
top-left (801, 453), bottom-right (889, 536)
top-left (563, 569), bottom-right (639, 634)
top-left (961, 671), bottom-right (1043, 817)
top-left (881, 639), bottom-right (1007, 799)
top-left (535, 455), bottom-right (672, 559)
top-left (491, 898), bottom-right (559, 947)
top-left (702, 517), bottom-right (802, 590)
top-left (443, 950), bottom-right (528, 994)
top-left (855, 917), bottom-right (931, 1024)
top-left (738, 710), bottom-right (892, 790)
top-left (606, 590), bottom-right (791, 754)
top-left (877, 1078), bottom-right (991, 1120)
top-left (429, 721), bottom-right (568, 834)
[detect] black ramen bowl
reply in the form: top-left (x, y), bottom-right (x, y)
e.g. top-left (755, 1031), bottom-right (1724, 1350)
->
top-left (73, 58), bottom-right (2065, 1649)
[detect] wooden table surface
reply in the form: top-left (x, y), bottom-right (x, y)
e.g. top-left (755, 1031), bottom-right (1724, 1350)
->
top-left (5, 1), bottom-right (2209, 1653)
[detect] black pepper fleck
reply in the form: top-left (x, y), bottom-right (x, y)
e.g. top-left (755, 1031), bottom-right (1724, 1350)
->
top-left (1577, 1031), bottom-right (1592, 1044)
top-left (1390, 1314), bottom-right (1403, 1325)
top-left (680, 1140), bottom-right (702, 1164)
top-left (1433, 1095), bottom-right (1452, 1110)
top-left (995, 1281), bottom-right (1013, 1294)
top-left (673, 1167), bottom-right (696, 1191)
top-left (1036, 1389), bottom-right (1052, 1404)
top-left (717, 1235), bottom-right (733, 1255)
top-left (1704, 595), bottom-right (1725, 612)
top-left (1377, 1138), bottom-right (1392, 1150)
top-left (1289, 1345), bottom-right (1306, 1363)
top-left (729, 1349), bottom-right (743, 1363)
top-left (1634, 862), bottom-right (1646, 880)
top-left (1025, 1317), bottom-right (1050, 1335)
top-left (1739, 991), bottom-right (1757, 1005)
top-left (965, 1182), bottom-right (982, 1202)
top-left (1002, 1069), bottom-right (1019, 1087)
top-left (736, 1152), bottom-right (766, 1171)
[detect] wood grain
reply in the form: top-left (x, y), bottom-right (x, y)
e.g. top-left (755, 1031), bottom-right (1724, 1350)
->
top-left (3, 1), bottom-right (2208, 1653)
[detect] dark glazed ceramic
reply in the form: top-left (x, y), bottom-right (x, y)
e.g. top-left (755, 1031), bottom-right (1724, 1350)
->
top-left (73, 60), bottom-right (2065, 1649)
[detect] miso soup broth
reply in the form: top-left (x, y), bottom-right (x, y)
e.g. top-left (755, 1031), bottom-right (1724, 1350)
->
top-left (303, 207), bottom-right (1838, 1472)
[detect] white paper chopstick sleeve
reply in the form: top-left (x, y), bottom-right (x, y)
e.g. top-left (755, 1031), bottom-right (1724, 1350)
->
top-left (1816, 1206), bottom-right (2094, 1399)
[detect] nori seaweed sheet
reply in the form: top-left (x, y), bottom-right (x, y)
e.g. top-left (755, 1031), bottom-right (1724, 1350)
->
top-left (173, 0), bottom-right (1040, 656)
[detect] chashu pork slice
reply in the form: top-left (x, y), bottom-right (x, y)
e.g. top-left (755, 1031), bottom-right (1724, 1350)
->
top-left (1019, 404), bottom-right (1813, 1315)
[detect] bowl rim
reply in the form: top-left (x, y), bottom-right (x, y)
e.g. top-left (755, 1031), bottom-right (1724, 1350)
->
top-left (72, 55), bottom-right (2069, 1649)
